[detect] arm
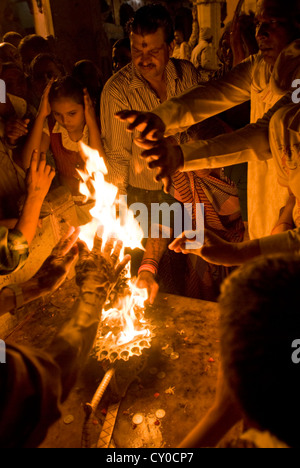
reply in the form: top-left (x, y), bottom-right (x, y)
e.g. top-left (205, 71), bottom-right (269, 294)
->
top-left (83, 89), bottom-right (106, 160)
top-left (16, 150), bottom-right (55, 246)
top-left (100, 86), bottom-right (131, 195)
top-left (21, 81), bottom-right (52, 170)
top-left (0, 228), bottom-right (79, 316)
top-left (271, 192), bottom-right (296, 235)
top-left (137, 231), bottom-right (171, 304)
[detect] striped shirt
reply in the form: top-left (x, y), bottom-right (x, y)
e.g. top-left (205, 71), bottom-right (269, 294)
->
top-left (100, 58), bottom-right (200, 194)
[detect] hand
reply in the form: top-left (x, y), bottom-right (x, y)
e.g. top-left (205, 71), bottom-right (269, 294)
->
top-left (38, 79), bottom-right (54, 118)
top-left (26, 150), bottom-right (56, 201)
top-left (134, 137), bottom-right (184, 193)
top-left (136, 271), bottom-right (159, 305)
top-left (76, 233), bottom-right (131, 298)
top-left (169, 229), bottom-right (240, 266)
top-left (115, 110), bottom-right (166, 140)
top-left (32, 227), bottom-right (80, 295)
top-left (5, 118), bottom-right (30, 145)
top-left (84, 88), bottom-right (97, 128)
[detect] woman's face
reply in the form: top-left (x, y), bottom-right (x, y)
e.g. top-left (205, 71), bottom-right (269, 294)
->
top-left (51, 98), bottom-right (85, 133)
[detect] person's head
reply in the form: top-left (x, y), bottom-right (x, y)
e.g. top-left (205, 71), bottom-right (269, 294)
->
top-left (129, 4), bottom-right (174, 81)
top-left (30, 53), bottom-right (65, 99)
top-left (255, 0), bottom-right (300, 65)
top-left (72, 60), bottom-right (103, 100)
top-left (199, 27), bottom-right (213, 44)
top-left (219, 254), bottom-right (300, 448)
top-left (0, 42), bottom-right (22, 68)
top-left (174, 29), bottom-right (185, 46)
top-left (2, 32), bottom-right (23, 48)
top-left (49, 76), bottom-right (85, 134)
top-left (18, 34), bottom-right (51, 72)
top-left (112, 38), bottom-right (132, 73)
top-left (0, 62), bottom-right (27, 98)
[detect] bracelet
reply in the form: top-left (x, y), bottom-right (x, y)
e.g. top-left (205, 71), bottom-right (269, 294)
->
top-left (2, 284), bottom-right (24, 312)
top-left (138, 259), bottom-right (159, 277)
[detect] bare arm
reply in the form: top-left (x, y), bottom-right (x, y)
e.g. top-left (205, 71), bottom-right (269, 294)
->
top-left (16, 150), bottom-right (55, 246)
top-left (21, 81), bottom-right (52, 170)
top-left (84, 89), bottom-right (106, 160)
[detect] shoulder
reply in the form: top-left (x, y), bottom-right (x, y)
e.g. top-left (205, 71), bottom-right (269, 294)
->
top-left (171, 57), bottom-right (197, 77)
top-left (270, 103), bottom-right (300, 129)
top-left (102, 64), bottom-right (133, 99)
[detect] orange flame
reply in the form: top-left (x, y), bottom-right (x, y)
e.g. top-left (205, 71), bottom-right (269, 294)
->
top-left (78, 142), bottom-right (151, 351)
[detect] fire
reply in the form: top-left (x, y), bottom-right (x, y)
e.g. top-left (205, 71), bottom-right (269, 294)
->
top-left (77, 142), bottom-right (153, 361)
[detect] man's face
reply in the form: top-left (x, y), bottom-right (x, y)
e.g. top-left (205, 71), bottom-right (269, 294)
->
top-left (130, 27), bottom-right (173, 81)
top-left (255, 0), bottom-right (295, 65)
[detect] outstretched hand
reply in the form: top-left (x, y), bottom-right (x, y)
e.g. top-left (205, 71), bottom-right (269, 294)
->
top-left (26, 150), bottom-right (56, 201)
top-left (135, 137), bottom-right (184, 193)
top-left (76, 233), bottom-right (131, 298)
top-left (169, 229), bottom-right (241, 266)
top-left (115, 110), bottom-right (166, 140)
top-left (32, 227), bottom-right (80, 295)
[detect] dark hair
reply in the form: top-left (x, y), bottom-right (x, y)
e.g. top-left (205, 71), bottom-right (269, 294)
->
top-left (30, 53), bottom-right (66, 79)
top-left (219, 254), bottom-right (300, 447)
top-left (2, 31), bottom-right (23, 44)
top-left (49, 75), bottom-right (84, 107)
top-left (129, 4), bottom-right (174, 45)
top-left (18, 34), bottom-right (50, 62)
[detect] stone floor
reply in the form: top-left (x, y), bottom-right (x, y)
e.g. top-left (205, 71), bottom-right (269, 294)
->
top-left (6, 281), bottom-right (242, 448)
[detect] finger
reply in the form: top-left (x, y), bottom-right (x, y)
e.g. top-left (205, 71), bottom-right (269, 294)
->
top-left (92, 233), bottom-right (103, 256)
top-left (149, 282), bottom-right (159, 305)
top-left (134, 138), bottom-right (162, 150)
top-left (127, 114), bottom-right (150, 133)
top-left (103, 235), bottom-right (117, 257)
top-left (114, 254), bottom-right (131, 277)
top-left (53, 226), bottom-right (80, 256)
top-left (30, 149), bottom-right (39, 173)
top-left (77, 239), bottom-right (90, 263)
top-left (110, 240), bottom-right (123, 266)
top-left (63, 245), bottom-right (79, 269)
top-left (38, 152), bottom-right (47, 172)
top-left (140, 124), bottom-right (162, 141)
top-left (163, 176), bottom-right (172, 194)
top-left (169, 234), bottom-right (188, 251)
top-left (115, 110), bottom-right (140, 122)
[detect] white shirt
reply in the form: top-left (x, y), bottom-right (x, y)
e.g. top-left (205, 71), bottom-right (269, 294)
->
top-left (153, 40), bottom-right (300, 239)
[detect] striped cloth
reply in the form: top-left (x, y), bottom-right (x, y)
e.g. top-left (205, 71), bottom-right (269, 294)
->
top-left (158, 171), bottom-right (245, 302)
top-left (100, 58), bottom-right (201, 194)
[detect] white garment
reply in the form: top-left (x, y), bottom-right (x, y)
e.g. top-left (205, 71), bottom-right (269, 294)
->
top-left (191, 41), bottom-right (215, 71)
top-left (153, 40), bottom-right (300, 239)
top-left (43, 121), bottom-right (89, 152)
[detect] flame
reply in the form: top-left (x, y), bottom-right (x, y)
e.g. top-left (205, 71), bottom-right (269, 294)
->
top-left (78, 142), bottom-right (151, 353)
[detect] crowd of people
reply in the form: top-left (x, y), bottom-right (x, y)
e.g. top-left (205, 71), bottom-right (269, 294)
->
top-left (0, 0), bottom-right (300, 449)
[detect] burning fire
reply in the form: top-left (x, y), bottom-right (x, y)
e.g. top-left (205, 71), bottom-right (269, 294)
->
top-left (77, 142), bottom-right (154, 362)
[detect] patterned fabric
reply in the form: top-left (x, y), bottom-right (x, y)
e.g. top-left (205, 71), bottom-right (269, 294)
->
top-left (0, 227), bottom-right (29, 276)
top-left (159, 171), bottom-right (245, 302)
top-left (46, 117), bottom-right (86, 196)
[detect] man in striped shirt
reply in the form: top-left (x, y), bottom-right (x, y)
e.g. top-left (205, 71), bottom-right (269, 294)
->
top-left (101, 4), bottom-right (201, 275)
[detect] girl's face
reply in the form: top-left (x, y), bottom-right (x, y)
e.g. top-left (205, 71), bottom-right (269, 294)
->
top-left (51, 98), bottom-right (85, 133)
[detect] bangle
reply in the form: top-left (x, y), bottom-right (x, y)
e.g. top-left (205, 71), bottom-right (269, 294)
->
top-left (138, 259), bottom-right (159, 277)
top-left (2, 284), bottom-right (24, 312)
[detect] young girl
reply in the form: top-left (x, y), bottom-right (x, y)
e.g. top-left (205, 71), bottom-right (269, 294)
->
top-left (22, 76), bottom-right (106, 198)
